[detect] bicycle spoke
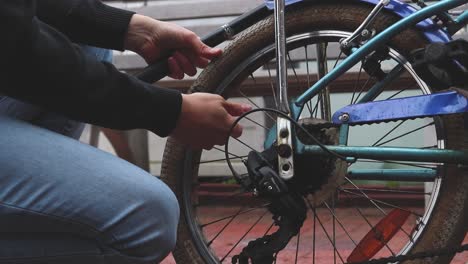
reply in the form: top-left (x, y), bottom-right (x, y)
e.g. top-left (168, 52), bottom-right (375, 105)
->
top-left (231, 136), bottom-right (259, 153)
top-left (350, 64), bottom-right (364, 105)
top-left (341, 187), bottom-right (431, 195)
top-left (332, 195), bottom-right (337, 264)
top-left (375, 122), bottom-right (435, 147)
top-left (372, 120), bottom-right (407, 146)
top-left (239, 89), bottom-right (276, 122)
top-left (207, 206), bottom-right (247, 246)
top-left (304, 45), bottom-right (313, 115)
top-left (324, 199), bottom-right (373, 262)
top-left (198, 156), bottom-right (248, 165)
top-left (344, 178), bottom-right (419, 239)
top-left (340, 188), bottom-right (421, 245)
top-left (287, 52), bottom-right (301, 85)
top-left (263, 221), bottom-right (276, 236)
top-left (385, 82), bottom-right (417, 100)
top-left (288, 48), bottom-right (314, 116)
top-left (323, 201), bottom-right (359, 247)
top-left (340, 188), bottom-right (423, 218)
top-left (333, 50), bottom-right (344, 69)
top-left (288, 50), bottom-right (317, 118)
top-left (316, 42), bottom-right (331, 120)
top-left (306, 199), bottom-right (346, 263)
top-left (220, 210), bottom-right (269, 262)
top-left (340, 190), bottom-right (397, 256)
top-left (312, 93), bottom-right (323, 118)
top-left (353, 159), bottom-right (438, 169)
top-left (266, 64), bottom-right (279, 109)
top-left (313, 206), bottom-right (317, 264)
top-left (200, 204), bottom-right (269, 228)
top-left (244, 116), bottom-right (271, 131)
top-left (346, 177), bottom-right (402, 213)
top-left (352, 67), bottom-right (380, 105)
top-left (195, 188), bottom-right (250, 207)
top-left (295, 231), bottom-right (300, 264)
top-left (212, 146), bottom-right (245, 161)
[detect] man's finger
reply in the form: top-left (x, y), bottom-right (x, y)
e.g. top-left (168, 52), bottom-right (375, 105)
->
top-left (195, 57), bottom-right (210, 68)
top-left (167, 57), bottom-right (184, 79)
top-left (183, 51), bottom-right (210, 69)
top-left (230, 123), bottom-right (243, 139)
top-left (223, 101), bottom-right (252, 116)
top-left (199, 44), bottom-right (222, 60)
top-left (173, 51), bottom-right (197, 76)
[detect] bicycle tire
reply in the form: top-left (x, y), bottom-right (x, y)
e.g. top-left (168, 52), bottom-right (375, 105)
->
top-left (162, 3), bottom-right (468, 263)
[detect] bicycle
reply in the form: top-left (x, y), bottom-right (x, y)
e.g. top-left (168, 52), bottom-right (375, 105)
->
top-left (137, 0), bottom-right (468, 263)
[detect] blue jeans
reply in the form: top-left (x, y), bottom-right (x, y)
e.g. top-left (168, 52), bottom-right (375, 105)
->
top-left (0, 47), bottom-right (179, 264)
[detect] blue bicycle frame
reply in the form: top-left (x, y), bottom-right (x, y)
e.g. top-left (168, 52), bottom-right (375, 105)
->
top-left (293, 0), bottom-right (468, 115)
top-left (265, 0), bottom-right (468, 174)
top-left (266, 0), bottom-right (465, 42)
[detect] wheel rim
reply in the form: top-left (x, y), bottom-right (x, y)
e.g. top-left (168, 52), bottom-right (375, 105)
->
top-left (181, 30), bottom-right (445, 264)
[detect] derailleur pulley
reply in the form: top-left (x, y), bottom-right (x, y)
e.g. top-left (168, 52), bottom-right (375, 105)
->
top-left (232, 149), bottom-right (307, 264)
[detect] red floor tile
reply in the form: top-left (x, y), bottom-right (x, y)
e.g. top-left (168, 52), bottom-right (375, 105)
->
top-left (162, 205), bottom-right (468, 264)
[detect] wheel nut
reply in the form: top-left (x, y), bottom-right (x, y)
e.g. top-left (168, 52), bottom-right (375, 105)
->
top-left (279, 128), bottom-right (289, 138)
top-left (361, 29), bottom-right (370, 37)
top-left (277, 144), bottom-right (292, 158)
top-left (339, 113), bottom-right (350, 122)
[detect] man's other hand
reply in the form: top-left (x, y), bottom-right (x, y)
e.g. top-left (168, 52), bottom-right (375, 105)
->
top-left (171, 93), bottom-right (252, 150)
top-left (124, 14), bottom-right (222, 79)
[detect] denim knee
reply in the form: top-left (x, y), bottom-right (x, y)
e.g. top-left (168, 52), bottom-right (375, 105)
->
top-left (144, 184), bottom-right (179, 258)
top-left (111, 178), bottom-right (180, 263)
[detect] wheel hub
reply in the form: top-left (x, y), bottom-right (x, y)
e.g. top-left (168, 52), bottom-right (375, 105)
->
top-left (290, 118), bottom-right (347, 206)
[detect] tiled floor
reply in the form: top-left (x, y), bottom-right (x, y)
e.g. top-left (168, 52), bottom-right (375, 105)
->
top-left (161, 206), bottom-right (468, 264)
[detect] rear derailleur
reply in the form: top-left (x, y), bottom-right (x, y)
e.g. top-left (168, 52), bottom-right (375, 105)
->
top-left (232, 148), bottom-right (307, 264)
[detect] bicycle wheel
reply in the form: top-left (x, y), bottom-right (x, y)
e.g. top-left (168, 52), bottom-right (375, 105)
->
top-left (162, 3), bottom-right (468, 263)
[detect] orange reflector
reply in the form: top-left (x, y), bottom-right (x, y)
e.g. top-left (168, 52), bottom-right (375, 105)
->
top-left (347, 208), bottom-right (411, 263)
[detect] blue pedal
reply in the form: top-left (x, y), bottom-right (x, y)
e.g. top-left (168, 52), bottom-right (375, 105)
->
top-left (332, 90), bottom-right (468, 125)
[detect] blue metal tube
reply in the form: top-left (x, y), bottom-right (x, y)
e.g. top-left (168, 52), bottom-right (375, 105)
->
top-left (339, 124), bottom-right (350, 145)
top-left (455, 10), bottom-right (468, 28)
top-left (348, 169), bottom-right (436, 182)
top-left (294, 0), bottom-right (466, 108)
top-left (301, 145), bottom-right (468, 164)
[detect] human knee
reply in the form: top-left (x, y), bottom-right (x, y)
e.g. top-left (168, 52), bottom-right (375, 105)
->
top-left (147, 185), bottom-right (179, 252)
top-left (117, 180), bottom-right (180, 261)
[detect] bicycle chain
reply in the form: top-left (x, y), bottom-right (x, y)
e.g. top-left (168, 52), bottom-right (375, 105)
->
top-left (346, 243), bottom-right (468, 264)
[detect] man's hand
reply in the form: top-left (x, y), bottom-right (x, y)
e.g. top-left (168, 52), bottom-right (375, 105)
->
top-left (171, 93), bottom-right (252, 150)
top-left (124, 14), bottom-right (222, 79)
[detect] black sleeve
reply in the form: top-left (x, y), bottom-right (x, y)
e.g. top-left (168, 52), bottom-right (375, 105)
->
top-left (0, 1), bottom-right (182, 137)
top-left (36, 0), bottom-right (135, 51)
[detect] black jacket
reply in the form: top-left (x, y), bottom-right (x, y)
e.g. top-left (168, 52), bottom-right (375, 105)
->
top-left (0, 0), bottom-right (182, 137)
